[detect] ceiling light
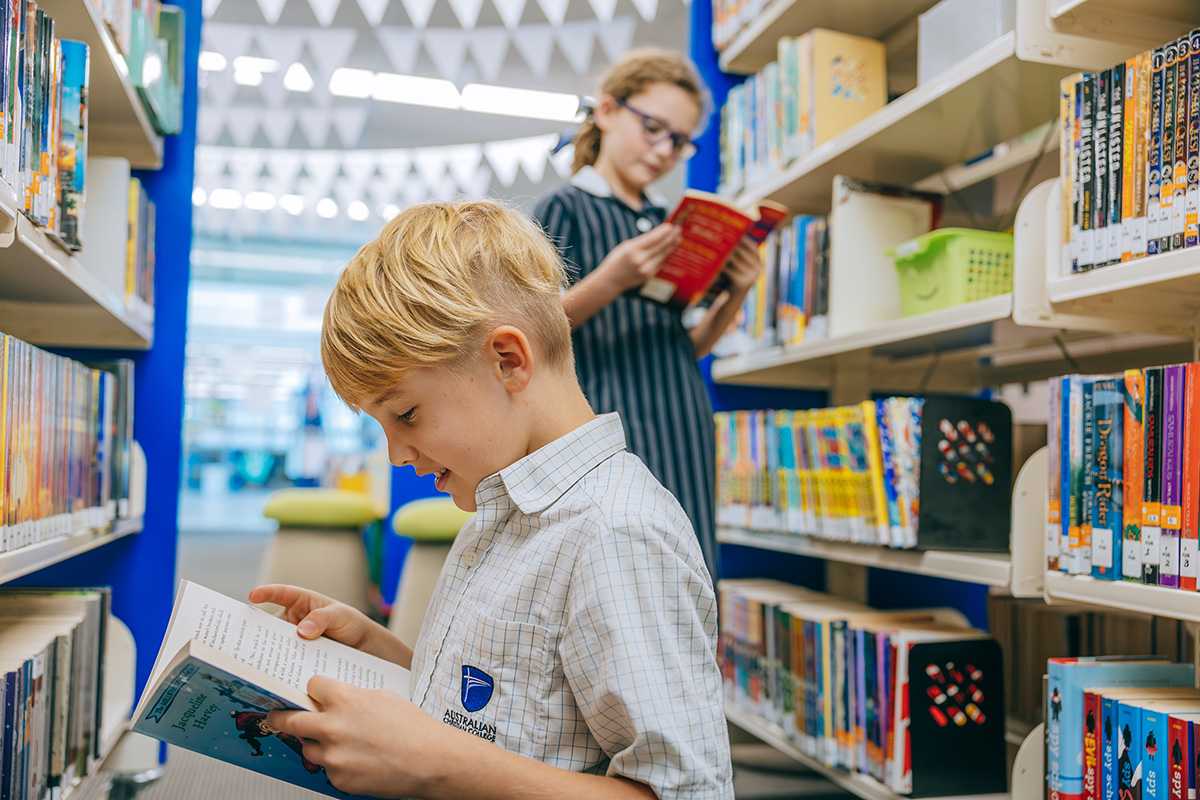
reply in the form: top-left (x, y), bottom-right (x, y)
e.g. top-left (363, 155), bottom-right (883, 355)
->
top-left (283, 62), bottom-right (314, 93)
top-left (192, 187), bottom-right (207, 206)
top-left (316, 198), bottom-right (339, 219)
top-left (329, 67), bottom-right (374, 98)
top-left (233, 68), bottom-right (263, 87)
top-left (382, 203), bottom-right (400, 219)
top-left (347, 201), bottom-right (370, 221)
top-left (371, 72), bottom-right (460, 109)
top-left (245, 191), bottom-right (277, 211)
top-left (199, 51), bottom-right (226, 71)
top-left (209, 189), bottom-right (243, 210)
top-left (460, 83), bottom-right (581, 122)
top-left (279, 194), bottom-right (305, 215)
top-left (233, 56), bottom-right (279, 73)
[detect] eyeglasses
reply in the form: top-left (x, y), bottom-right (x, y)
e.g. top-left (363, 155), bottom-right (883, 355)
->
top-left (617, 98), bottom-right (697, 159)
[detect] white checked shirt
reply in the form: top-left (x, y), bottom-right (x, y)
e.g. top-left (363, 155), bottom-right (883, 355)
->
top-left (409, 413), bottom-right (733, 799)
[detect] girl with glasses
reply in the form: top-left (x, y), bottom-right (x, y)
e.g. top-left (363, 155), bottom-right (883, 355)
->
top-left (533, 49), bottom-right (764, 582)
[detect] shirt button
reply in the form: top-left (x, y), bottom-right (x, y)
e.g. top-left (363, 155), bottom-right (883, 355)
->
top-left (636, 217), bottom-right (652, 232)
top-left (462, 550), bottom-right (478, 568)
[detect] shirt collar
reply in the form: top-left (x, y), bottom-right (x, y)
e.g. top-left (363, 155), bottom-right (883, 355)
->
top-left (570, 165), bottom-right (669, 210)
top-left (475, 413), bottom-right (628, 515)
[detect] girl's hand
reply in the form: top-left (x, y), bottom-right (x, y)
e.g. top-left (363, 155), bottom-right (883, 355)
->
top-left (268, 678), bottom-right (458, 798)
top-left (249, 584), bottom-right (375, 650)
top-left (722, 238), bottom-right (764, 294)
top-left (597, 223), bottom-right (682, 292)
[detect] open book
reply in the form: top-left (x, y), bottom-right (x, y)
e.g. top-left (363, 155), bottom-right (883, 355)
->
top-left (132, 582), bottom-right (411, 799)
top-left (639, 190), bottom-right (788, 309)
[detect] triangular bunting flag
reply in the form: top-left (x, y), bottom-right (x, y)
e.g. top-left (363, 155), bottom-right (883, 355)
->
top-left (202, 23), bottom-right (255, 62)
top-left (226, 150), bottom-right (265, 189)
top-left (459, 166), bottom-right (492, 199)
top-left (516, 133), bottom-right (557, 182)
top-left (413, 148), bottom-right (449, 189)
top-left (306, 30), bottom-right (358, 79)
top-left (467, 27), bottom-right (508, 82)
top-left (203, 0), bottom-right (223, 17)
top-left (197, 108), bottom-right (226, 144)
top-left (586, 0), bottom-right (616, 22)
top-left (481, 141), bottom-right (519, 187)
top-left (342, 152), bottom-right (378, 191)
top-left (262, 110), bottom-right (297, 148)
top-left (257, 71), bottom-right (290, 108)
top-left (194, 146), bottom-right (225, 180)
top-left (303, 151), bottom-right (341, 193)
top-left (298, 114), bottom-right (334, 148)
top-left (377, 157), bottom-right (413, 195)
top-left (376, 27), bottom-right (420, 74)
top-left (399, 0), bottom-right (435, 27)
top-left (332, 107), bottom-right (369, 147)
top-left (534, 0), bottom-right (567, 25)
top-left (402, 179), bottom-right (427, 205)
top-left (355, 0), bottom-right (390, 24)
top-left (254, 26), bottom-right (308, 71)
top-left (443, 144), bottom-right (483, 189)
top-left (550, 144), bottom-right (574, 178)
top-left (255, 0), bottom-right (289, 24)
top-left (308, 0), bottom-right (341, 25)
top-left (267, 150), bottom-right (306, 189)
top-left (448, 0), bottom-right (484, 27)
top-left (203, 69), bottom-right (241, 108)
top-left (629, 0), bottom-right (656, 21)
top-left (510, 24), bottom-right (553, 76)
top-left (422, 29), bottom-right (470, 83)
top-left (228, 113), bottom-right (261, 147)
top-left (491, 0), bottom-right (525, 28)
top-left (554, 21), bottom-right (595, 74)
top-left (597, 15), bottom-right (634, 62)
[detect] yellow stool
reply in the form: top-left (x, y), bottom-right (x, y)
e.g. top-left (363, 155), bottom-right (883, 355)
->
top-left (388, 498), bottom-right (473, 645)
top-left (260, 488), bottom-right (386, 613)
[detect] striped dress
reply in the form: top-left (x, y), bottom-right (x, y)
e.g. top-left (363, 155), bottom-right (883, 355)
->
top-left (533, 167), bottom-right (718, 580)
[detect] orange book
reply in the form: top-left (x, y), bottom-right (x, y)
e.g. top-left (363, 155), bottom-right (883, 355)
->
top-left (1123, 369), bottom-right (1145, 582)
top-left (639, 190), bottom-right (788, 309)
top-left (1183, 363), bottom-right (1200, 591)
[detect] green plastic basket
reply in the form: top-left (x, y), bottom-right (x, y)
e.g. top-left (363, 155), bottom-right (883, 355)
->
top-left (887, 228), bottom-right (1014, 317)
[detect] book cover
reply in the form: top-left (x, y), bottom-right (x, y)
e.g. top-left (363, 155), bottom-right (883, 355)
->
top-left (1081, 380), bottom-right (1097, 574)
top-left (1085, 690), bottom-right (1102, 800)
top-left (1161, 364), bottom-right (1186, 588)
top-left (1074, 76), bottom-right (1085, 270)
top-left (1063, 74), bottom-right (1081, 269)
top-left (1125, 369), bottom-right (1146, 582)
top-left (1081, 71), bottom-right (1095, 267)
top-left (1181, 363), bottom-right (1200, 591)
top-left (1121, 57), bottom-right (1137, 262)
top-left (1098, 689), bottom-right (1200, 800)
top-left (1162, 39), bottom-right (1179, 253)
top-left (1095, 69), bottom-right (1112, 265)
top-left (1166, 714), bottom-right (1193, 800)
top-left (1067, 376), bottom-right (1080, 571)
top-left (1050, 376), bottom-right (1063, 570)
top-left (1133, 50), bottom-right (1152, 259)
top-left (1140, 702), bottom-right (1200, 800)
top-left (1092, 378), bottom-right (1123, 579)
top-left (1145, 366), bottom-right (1165, 584)
top-left (1149, 48), bottom-right (1166, 257)
top-left (861, 400), bottom-right (890, 545)
top-left (1108, 63), bottom-right (1125, 264)
top-left (809, 29), bottom-right (886, 149)
top-left (1172, 36), bottom-right (1190, 251)
top-left (1188, 30), bottom-right (1200, 249)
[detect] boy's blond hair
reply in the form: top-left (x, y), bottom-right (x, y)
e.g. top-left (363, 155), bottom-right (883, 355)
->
top-left (321, 201), bottom-right (572, 408)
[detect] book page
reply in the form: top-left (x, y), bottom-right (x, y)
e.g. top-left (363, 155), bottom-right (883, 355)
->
top-left (142, 582), bottom-right (408, 713)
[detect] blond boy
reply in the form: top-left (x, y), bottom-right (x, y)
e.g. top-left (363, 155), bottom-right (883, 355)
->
top-left (255, 202), bottom-right (733, 799)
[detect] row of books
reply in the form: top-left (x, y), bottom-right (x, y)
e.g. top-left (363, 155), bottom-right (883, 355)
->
top-left (1058, 29), bottom-right (1200, 273)
top-left (1047, 363), bottom-right (1200, 588)
top-left (126, 176), bottom-right (154, 306)
top-left (719, 29), bottom-right (886, 197)
top-left (1045, 656), bottom-right (1198, 800)
top-left (718, 579), bottom-right (1007, 797)
top-left (1, 332), bottom-right (136, 555)
top-left (724, 214), bottom-right (829, 353)
top-left (0, 588), bottom-right (112, 800)
top-left (716, 397), bottom-right (1012, 551)
top-left (101, 0), bottom-right (184, 135)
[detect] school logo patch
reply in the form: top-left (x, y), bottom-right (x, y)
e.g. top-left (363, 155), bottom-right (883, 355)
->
top-left (461, 665), bottom-right (494, 712)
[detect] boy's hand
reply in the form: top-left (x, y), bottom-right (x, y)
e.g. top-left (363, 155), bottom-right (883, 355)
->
top-left (268, 677), bottom-right (457, 798)
top-left (721, 238), bottom-right (764, 294)
top-left (598, 223), bottom-right (682, 292)
top-left (249, 584), bottom-right (375, 650)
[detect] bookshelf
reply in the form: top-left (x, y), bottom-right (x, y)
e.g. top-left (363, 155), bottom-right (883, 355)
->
top-left (0, 517), bottom-right (144, 585)
top-left (717, 0), bottom-right (938, 75)
top-left (1044, 571), bottom-right (1200, 624)
top-left (1046, 0), bottom-right (1200, 48)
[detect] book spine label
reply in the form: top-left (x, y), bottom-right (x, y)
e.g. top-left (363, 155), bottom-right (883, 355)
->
top-left (1135, 51), bottom-right (1152, 258)
top-left (1162, 40), bottom-right (1179, 253)
top-left (1109, 63), bottom-right (1125, 262)
top-left (1124, 369), bottom-right (1146, 581)
top-left (1081, 74), bottom-right (1097, 268)
top-left (1150, 49), bottom-right (1166, 256)
top-left (1095, 69), bottom-right (1112, 265)
top-left (1145, 365), bottom-right (1165, 584)
top-left (1174, 36), bottom-right (1191, 250)
top-left (1092, 379), bottom-right (1123, 579)
top-left (1188, 29), bottom-right (1200, 248)
top-left (1181, 362), bottom-right (1200, 590)
top-left (1081, 380), bottom-right (1096, 574)
top-left (1162, 363), bottom-right (1186, 588)
top-left (1049, 376), bottom-right (1063, 570)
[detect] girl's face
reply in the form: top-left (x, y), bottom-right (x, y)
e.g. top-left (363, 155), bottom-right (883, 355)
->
top-left (594, 81), bottom-right (702, 190)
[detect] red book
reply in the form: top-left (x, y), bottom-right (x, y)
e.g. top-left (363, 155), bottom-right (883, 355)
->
top-left (1168, 714), bottom-right (1189, 800)
top-left (639, 190), bottom-right (788, 309)
top-left (1182, 362), bottom-right (1200, 591)
top-left (1083, 691), bottom-right (1101, 800)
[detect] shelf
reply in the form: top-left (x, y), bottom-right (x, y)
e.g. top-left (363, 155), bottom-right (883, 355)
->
top-left (0, 516), bottom-right (143, 586)
top-left (719, 526), bottom-right (1013, 587)
top-left (1044, 571), bottom-right (1200, 624)
top-left (0, 210), bottom-right (154, 349)
top-left (726, 703), bottom-right (1009, 800)
top-left (733, 34), bottom-right (1073, 214)
top-left (37, 0), bottom-right (162, 169)
top-left (1047, 0), bottom-right (1200, 50)
top-left (717, 0), bottom-right (937, 75)
top-left (1045, 248), bottom-right (1200, 332)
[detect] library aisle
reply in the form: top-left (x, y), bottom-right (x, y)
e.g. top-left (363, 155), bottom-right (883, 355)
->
top-left (6, 0), bottom-right (1200, 798)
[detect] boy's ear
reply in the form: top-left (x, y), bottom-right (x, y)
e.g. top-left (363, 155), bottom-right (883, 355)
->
top-left (486, 326), bottom-right (534, 394)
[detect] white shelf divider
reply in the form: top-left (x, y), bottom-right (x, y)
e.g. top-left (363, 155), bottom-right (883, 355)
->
top-left (0, 517), bottom-right (143, 587)
top-left (1044, 571), bottom-right (1200, 623)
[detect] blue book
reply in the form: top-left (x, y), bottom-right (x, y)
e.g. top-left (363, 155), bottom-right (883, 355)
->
top-left (1092, 378), bottom-right (1124, 579)
top-left (1061, 376), bottom-right (1074, 572)
top-left (132, 582), bottom-right (411, 800)
top-left (1139, 701), bottom-right (1200, 799)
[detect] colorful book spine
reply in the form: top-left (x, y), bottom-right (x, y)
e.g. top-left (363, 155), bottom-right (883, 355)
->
top-left (1161, 364), bottom-right (1186, 588)
top-left (1081, 379), bottom-right (1097, 574)
top-left (1161, 39), bottom-right (1179, 253)
top-left (1149, 48), bottom-right (1166, 256)
top-left (1084, 691), bottom-right (1102, 800)
top-left (1095, 69), bottom-right (1112, 265)
top-left (1092, 378), bottom-right (1123, 579)
top-left (1167, 714), bottom-right (1190, 800)
top-left (1124, 369), bottom-right (1146, 581)
top-left (1080, 74), bottom-right (1097, 269)
top-left (861, 401), bottom-right (889, 545)
top-left (1069, 375), bottom-right (1085, 572)
top-left (1064, 74), bottom-right (1081, 270)
top-left (1108, 62), bottom-right (1125, 264)
top-left (1145, 366), bottom-right (1165, 584)
top-left (1187, 30), bottom-right (1200, 249)
top-left (1119, 701), bottom-right (1145, 800)
top-left (1101, 696), bottom-right (1120, 800)
top-left (1181, 363), bottom-right (1200, 591)
top-left (1049, 376), bottom-right (1063, 571)
top-left (1144, 707), bottom-right (1170, 800)
top-left (1073, 76), bottom-right (1085, 270)
top-left (1134, 50), bottom-right (1152, 259)
top-left (1172, 35), bottom-right (1190, 251)
top-left (1121, 57), bottom-right (1137, 262)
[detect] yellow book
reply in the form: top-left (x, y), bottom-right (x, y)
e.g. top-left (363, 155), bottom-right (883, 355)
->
top-left (860, 400), bottom-right (890, 545)
top-left (809, 29), bottom-right (887, 149)
top-left (1061, 74), bottom-right (1081, 256)
top-left (0, 334), bottom-right (7, 534)
top-left (126, 178), bottom-right (141, 300)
